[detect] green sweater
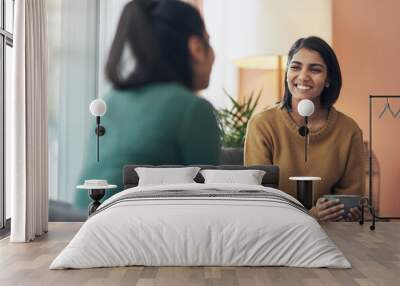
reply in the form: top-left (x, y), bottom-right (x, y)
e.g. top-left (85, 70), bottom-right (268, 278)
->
top-left (244, 104), bottom-right (365, 204)
top-left (75, 82), bottom-right (220, 208)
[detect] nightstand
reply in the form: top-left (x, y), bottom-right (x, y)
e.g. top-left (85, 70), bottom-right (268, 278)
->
top-left (289, 176), bottom-right (321, 210)
top-left (77, 180), bottom-right (117, 215)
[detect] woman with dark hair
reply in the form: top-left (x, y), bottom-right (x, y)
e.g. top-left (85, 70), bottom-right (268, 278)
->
top-left (75, 0), bottom-right (220, 209)
top-left (244, 36), bottom-right (364, 222)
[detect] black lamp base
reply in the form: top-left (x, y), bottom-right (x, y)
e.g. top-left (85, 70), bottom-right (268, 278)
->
top-left (95, 126), bottom-right (106, 136)
top-left (296, 181), bottom-right (313, 210)
top-left (88, 189), bottom-right (105, 215)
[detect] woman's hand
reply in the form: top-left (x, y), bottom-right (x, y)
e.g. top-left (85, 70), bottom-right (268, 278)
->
top-left (309, 198), bottom-right (344, 222)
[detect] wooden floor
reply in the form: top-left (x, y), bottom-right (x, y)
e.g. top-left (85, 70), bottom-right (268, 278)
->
top-left (0, 222), bottom-right (399, 286)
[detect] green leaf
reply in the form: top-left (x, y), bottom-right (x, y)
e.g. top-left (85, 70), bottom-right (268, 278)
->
top-left (217, 89), bottom-right (263, 148)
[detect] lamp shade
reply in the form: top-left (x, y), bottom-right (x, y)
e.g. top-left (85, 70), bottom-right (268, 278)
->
top-left (89, 99), bottom-right (107, 117)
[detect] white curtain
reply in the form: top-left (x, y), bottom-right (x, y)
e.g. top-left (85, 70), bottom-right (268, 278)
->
top-left (46, 0), bottom-right (98, 206)
top-left (98, 0), bottom-right (130, 99)
top-left (9, 0), bottom-right (49, 242)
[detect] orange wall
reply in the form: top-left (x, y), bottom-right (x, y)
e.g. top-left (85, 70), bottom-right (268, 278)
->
top-left (333, 0), bottom-right (400, 216)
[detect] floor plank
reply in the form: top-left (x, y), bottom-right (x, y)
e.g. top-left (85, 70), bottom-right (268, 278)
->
top-left (0, 222), bottom-right (399, 286)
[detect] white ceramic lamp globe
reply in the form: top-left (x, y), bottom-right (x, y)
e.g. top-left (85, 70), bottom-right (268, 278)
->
top-left (297, 99), bottom-right (314, 117)
top-left (89, 99), bottom-right (107, 162)
top-left (297, 99), bottom-right (314, 163)
top-left (89, 99), bottom-right (107, 117)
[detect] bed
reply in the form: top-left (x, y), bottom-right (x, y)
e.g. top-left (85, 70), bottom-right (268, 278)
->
top-left (50, 165), bottom-right (350, 269)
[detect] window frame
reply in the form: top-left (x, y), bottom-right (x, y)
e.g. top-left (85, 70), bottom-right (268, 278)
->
top-left (0, 0), bottom-right (14, 231)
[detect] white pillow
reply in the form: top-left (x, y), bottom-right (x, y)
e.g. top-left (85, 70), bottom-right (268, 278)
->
top-left (135, 167), bottom-right (200, 186)
top-left (200, 169), bottom-right (266, 185)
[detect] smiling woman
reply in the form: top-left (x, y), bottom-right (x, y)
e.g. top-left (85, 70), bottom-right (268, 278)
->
top-left (244, 36), bottom-right (365, 223)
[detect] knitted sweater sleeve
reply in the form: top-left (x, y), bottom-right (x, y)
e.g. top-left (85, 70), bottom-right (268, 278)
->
top-left (244, 115), bottom-right (273, 165)
top-left (333, 128), bottom-right (366, 196)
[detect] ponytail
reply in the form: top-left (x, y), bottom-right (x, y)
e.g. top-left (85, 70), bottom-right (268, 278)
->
top-left (106, 0), bottom-right (205, 90)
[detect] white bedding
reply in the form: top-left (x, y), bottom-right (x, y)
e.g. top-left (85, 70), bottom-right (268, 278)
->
top-left (50, 183), bottom-right (351, 269)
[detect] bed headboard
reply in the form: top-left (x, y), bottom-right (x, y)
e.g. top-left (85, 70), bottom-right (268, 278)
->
top-left (123, 165), bottom-right (279, 189)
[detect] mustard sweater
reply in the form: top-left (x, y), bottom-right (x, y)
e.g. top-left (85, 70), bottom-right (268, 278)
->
top-left (244, 105), bottom-right (365, 204)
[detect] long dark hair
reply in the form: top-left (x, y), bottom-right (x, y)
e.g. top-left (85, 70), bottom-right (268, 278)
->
top-left (106, 0), bottom-right (206, 90)
top-left (282, 36), bottom-right (342, 110)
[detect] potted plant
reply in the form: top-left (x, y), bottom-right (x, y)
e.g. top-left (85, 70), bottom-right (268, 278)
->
top-left (216, 89), bottom-right (262, 164)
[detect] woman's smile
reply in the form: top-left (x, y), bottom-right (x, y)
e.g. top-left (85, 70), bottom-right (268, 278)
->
top-left (294, 83), bottom-right (313, 92)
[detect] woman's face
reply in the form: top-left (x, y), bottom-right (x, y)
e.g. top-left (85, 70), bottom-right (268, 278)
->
top-left (190, 31), bottom-right (215, 90)
top-left (202, 32), bottom-right (215, 88)
top-left (287, 48), bottom-right (329, 103)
